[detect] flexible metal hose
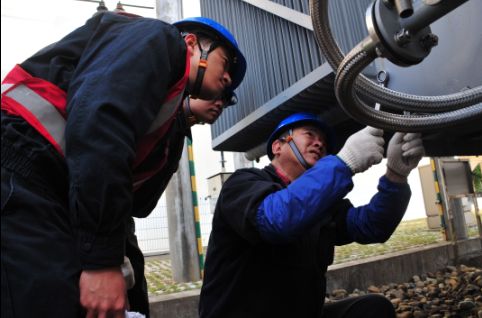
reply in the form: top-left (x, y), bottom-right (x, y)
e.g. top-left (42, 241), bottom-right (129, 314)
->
top-left (335, 37), bottom-right (482, 131)
top-left (309, 0), bottom-right (482, 130)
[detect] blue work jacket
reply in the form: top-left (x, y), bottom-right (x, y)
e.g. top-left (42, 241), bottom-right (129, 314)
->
top-left (200, 156), bottom-right (411, 318)
top-left (1, 12), bottom-right (189, 270)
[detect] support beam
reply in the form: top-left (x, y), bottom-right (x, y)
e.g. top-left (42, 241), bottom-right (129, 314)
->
top-left (242, 0), bottom-right (313, 30)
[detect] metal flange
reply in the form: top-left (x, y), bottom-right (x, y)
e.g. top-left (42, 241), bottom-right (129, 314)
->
top-left (366, 0), bottom-right (436, 66)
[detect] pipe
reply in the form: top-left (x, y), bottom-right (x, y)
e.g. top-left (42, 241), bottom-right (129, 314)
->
top-left (394, 0), bottom-right (413, 18)
top-left (401, 0), bottom-right (468, 33)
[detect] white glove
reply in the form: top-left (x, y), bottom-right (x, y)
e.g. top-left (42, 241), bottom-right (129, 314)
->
top-left (337, 126), bottom-right (384, 174)
top-left (387, 132), bottom-right (425, 177)
top-left (126, 311), bottom-right (146, 318)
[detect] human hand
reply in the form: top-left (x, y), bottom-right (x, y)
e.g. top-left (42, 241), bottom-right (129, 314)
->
top-left (387, 132), bottom-right (425, 178)
top-left (80, 267), bottom-right (127, 318)
top-left (337, 126), bottom-right (384, 174)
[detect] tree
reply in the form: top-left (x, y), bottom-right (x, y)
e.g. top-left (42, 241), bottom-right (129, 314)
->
top-left (472, 163), bottom-right (482, 193)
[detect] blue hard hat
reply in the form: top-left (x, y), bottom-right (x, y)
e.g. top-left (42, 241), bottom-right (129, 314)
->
top-left (173, 17), bottom-right (247, 91)
top-left (266, 113), bottom-right (336, 160)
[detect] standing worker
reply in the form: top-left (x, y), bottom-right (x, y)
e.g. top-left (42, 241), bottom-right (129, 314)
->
top-left (126, 93), bottom-right (240, 317)
top-left (1, 11), bottom-right (246, 318)
top-left (199, 113), bottom-right (424, 318)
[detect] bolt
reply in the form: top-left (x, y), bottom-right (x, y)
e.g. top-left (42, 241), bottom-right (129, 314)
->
top-left (394, 29), bottom-right (411, 47)
top-left (420, 33), bottom-right (439, 51)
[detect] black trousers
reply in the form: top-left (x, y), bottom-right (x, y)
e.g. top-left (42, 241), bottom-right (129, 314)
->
top-left (1, 165), bottom-right (82, 318)
top-left (126, 217), bottom-right (150, 317)
top-left (322, 294), bottom-right (396, 318)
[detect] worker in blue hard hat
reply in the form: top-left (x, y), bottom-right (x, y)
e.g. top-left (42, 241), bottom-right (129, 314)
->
top-left (1, 10), bottom-right (245, 318)
top-left (173, 16), bottom-right (246, 99)
top-left (125, 94), bottom-right (239, 317)
top-left (199, 112), bottom-right (425, 318)
top-left (266, 112), bottom-right (338, 167)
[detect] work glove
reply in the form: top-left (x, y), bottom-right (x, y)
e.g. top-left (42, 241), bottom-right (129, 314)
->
top-left (337, 126), bottom-right (384, 174)
top-left (387, 132), bottom-right (425, 177)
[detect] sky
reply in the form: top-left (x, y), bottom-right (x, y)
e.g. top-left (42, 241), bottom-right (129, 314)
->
top-left (1, 0), bottom-right (432, 220)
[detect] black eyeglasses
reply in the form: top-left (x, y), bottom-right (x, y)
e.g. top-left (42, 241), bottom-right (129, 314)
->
top-left (222, 91), bottom-right (238, 108)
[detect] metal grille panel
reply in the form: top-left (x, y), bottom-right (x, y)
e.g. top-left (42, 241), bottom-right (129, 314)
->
top-left (200, 0), bottom-right (372, 152)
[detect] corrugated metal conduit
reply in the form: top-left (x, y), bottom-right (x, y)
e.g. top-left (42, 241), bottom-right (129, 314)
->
top-left (309, 0), bottom-right (482, 132)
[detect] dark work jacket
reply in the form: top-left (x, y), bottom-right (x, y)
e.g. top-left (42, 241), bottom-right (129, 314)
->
top-left (199, 165), bottom-right (354, 318)
top-left (1, 12), bottom-right (189, 270)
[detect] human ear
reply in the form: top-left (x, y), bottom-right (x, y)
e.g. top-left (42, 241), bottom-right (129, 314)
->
top-left (184, 33), bottom-right (198, 55)
top-left (272, 139), bottom-right (283, 157)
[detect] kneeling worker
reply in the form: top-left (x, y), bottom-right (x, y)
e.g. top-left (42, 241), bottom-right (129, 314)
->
top-left (199, 112), bottom-right (424, 318)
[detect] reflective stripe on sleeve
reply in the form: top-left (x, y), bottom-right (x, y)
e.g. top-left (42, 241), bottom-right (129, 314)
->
top-left (5, 84), bottom-right (66, 153)
top-left (1, 83), bottom-right (14, 94)
top-left (146, 91), bottom-right (184, 134)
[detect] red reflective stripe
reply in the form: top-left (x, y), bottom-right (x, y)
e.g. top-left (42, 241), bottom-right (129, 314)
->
top-left (23, 78), bottom-right (67, 116)
top-left (134, 116), bottom-right (176, 168)
top-left (1, 65), bottom-right (67, 156)
top-left (1, 94), bottom-right (65, 155)
top-left (146, 91), bottom-right (185, 134)
top-left (1, 83), bottom-right (14, 94)
top-left (165, 51), bottom-right (191, 101)
top-left (132, 142), bottom-right (170, 188)
top-left (145, 51), bottom-right (191, 134)
top-left (131, 52), bottom-right (190, 189)
top-left (2, 65), bottom-right (67, 115)
top-left (2, 64), bottom-right (32, 84)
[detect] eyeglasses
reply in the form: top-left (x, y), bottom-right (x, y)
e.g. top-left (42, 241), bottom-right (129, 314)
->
top-left (221, 91), bottom-right (238, 108)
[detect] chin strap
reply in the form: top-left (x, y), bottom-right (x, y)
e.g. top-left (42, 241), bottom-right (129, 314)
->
top-left (190, 41), bottom-right (220, 99)
top-left (285, 129), bottom-right (311, 170)
top-left (183, 97), bottom-right (204, 126)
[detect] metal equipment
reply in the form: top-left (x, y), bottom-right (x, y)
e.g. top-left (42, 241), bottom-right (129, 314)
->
top-left (309, 0), bottom-right (482, 132)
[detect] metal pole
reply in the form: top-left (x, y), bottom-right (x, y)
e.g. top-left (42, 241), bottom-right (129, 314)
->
top-left (187, 138), bottom-right (205, 278)
top-left (430, 158), bottom-right (448, 240)
top-left (156, 0), bottom-right (182, 23)
top-left (401, 0), bottom-right (469, 33)
top-left (220, 151), bottom-right (226, 172)
top-left (472, 193), bottom-right (482, 238)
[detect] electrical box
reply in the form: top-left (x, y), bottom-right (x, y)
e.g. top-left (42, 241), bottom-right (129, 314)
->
top-left (442, 160), bottom-right (475, 196)
top-left (207, 172), bottom-right (233, 213)
top-left (418, 159), bottom-right (478, 230)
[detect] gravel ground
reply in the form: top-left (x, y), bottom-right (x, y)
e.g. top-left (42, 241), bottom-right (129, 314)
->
top-left (326, 264), bottom-right (482, 318)
top-left (145, 259), bottom-right (481, 317)
top-left (144, 219), bottom-right (481, 316)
